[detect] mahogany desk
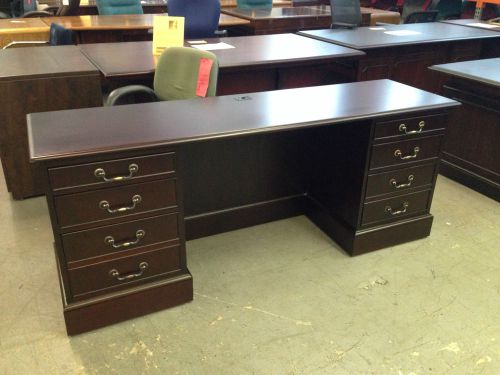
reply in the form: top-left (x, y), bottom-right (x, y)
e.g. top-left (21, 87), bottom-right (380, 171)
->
top-left (79, 33), bottom-right (365, 94)
top-left (41, 14), bottom-right (250, 43)
top-left (221, 5), bottom-right (400, 35)
top-left (440, 19), bottom-right (500, 57)
top-left (0, 46), bottom-right (102, 199)
top-left (299, 23), bottom-right (500, 93)
top-left (0, 18), bottom-right (49, 48)
top-left (429, 58), bottom-right (500, 201)
top-left (28, 80), bottom-right (459, 334)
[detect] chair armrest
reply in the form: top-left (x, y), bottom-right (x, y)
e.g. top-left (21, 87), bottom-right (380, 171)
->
top-left (21, 10), bottom-right (55, 17)
top-left (214, 29), bottom-right (228, 37)
top-left (106, 85), bottom-right (158, 106)
top-left (2, 41), bottom-right (49, 49)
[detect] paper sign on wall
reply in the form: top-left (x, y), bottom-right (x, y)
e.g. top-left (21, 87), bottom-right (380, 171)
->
top-left (152, 16), bottom-right (185, 56)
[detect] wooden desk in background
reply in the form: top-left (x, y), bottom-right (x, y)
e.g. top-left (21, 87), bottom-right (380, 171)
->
top-left (0, 46), bottom-right (102, 199)
top-left (0, 18), bottom-right (49, 48)
top-left (76, 0), bottom-right (167, 15)
top-left (221, 5), bottom-right (401, 35)
top-left (41, 14), bottom-right (250, 43)
top-left (440, 19), bottom-right (500, 57)
top-left (299, 23), bottom-right (500, 93)
top-left (430, 58), bottom-right (500, 201)
top-left (28, 80), bottom-right (458, 334)
top-left (79, 33), bottom-right (364, 94)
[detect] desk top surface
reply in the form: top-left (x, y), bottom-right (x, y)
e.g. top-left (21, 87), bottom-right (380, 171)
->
top-left (29, 80), bottom-right (458, 162)
top-left (0, 45), bottom-right (98, 81)
top-left (41, 13), bottom-right (249, 30)
top-left (299, 23), bottom-right (500, 49)
top-left (222, 5), bottom-right (330, 20)
top-left (440, 19), bottom-right (500, 32)
top-left (79, 33), bottom-right (364, 77)
top-left (0, 18), bottom-right (49, 34)
top-left (429, 58), bottom-right (500, 87)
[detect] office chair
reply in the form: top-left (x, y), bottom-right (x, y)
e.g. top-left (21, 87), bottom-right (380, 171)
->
top-left (2, 22), bottom-right (74, 48)
top-left (106, 47), bottom-right (218, 106)
top-left (426, 0), bottom-right (462, 20)
top-left (96, 0), bottom-right (143, 15)
top-left (167, 0), bottom-right (222, 39)
top-left (329, 0), bottom-right (362, 29)
top-left (236, 0), bottom-right (273, 9)
top-left (403, 9), bottom-right (438, 22)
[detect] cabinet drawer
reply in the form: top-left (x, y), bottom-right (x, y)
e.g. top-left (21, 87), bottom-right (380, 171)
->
top-left (55, 179), bottom-right (177, 228)
top-left (374, 114), bottom-right (446, 140)
top-left (365, 163), bottom-right (436, 198)
top-left (68, 244), bottom-right (182, 299)
top-left (361, 190), bottom-right (431, 226)
top-left (370, 136), bottom-right (442, 170)
top-left (49, 153), bottom-right (175, 192)
top-left (62, 213), bottom-right (180, 263)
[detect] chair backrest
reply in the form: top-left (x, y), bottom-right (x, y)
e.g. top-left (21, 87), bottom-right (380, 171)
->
top-left (154, 47), bottom-right (218, 101)
top-left (329, 0), bottom-right (362, 28)
top-left (404, 9), bottom-right (438, 23)
top-left (400, 0), bottom-right (428, 20)
top-left (167, 0), bottom-right (220, 39)
top-left (427, 0), bottom-right (462, 20)
top-left (57, 0), bottom-right (81, 16)
top-left (96, 0), bottom-right (143, 15)
top-left (236, 0), bottom-right (273, 9)
top-left (49, 23), bottom-right (74, 45)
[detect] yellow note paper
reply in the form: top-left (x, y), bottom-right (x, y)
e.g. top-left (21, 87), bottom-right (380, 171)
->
top-left (152, 16), bottom-right (185, 56)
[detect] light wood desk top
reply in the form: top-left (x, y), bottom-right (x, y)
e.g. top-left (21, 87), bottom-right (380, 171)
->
top-left (79, 33), bottom-right (364, 78)
top-left (0, 18), bottom-right (49, 34)
top-left (41, 13), bottom-right (249, 30)
top-left (429, 58), bottom-right (500, 87)
top-left (299, 22), bottom-right (500, 49)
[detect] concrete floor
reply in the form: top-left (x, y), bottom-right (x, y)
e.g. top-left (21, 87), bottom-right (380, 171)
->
top-left (0, 170), bottom-right (498, 374)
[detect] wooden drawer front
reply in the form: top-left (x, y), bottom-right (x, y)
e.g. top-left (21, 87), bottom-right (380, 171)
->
top-left (55, 179), bottom-right (177, 228)
top-left (374, 114), bottom-right (446, 140)
top-left (361, 190), bottom-right (431, 226)
top-left (370, 136), bottom-right (442, 170)
top-left (62, 213), bottom-right (180, 263)
top-left (365, 163), bottom-right (436, 198)
top-left (49, 153), bottom-right (175, 192)
top-left (68, 244), bottom-right (182, 299)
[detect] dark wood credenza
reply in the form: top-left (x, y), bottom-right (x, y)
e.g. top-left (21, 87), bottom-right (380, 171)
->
top-left (299, 23), bottom-right (500, 93)
top-left (28, 80), bottom-right (459, 335)
top-left (430, 58), bottom-right (500, 201)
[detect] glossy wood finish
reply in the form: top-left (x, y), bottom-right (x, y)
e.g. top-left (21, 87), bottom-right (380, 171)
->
top-left (41, 14), bottom-right (249, 43)
top-left (0, 18), bottom-right (49, 47)
top-left (79, 34), bottom-right (364, 93)
top-left (0, 45), bottom-right (102, 199)
top-left (299, 23), bottom-right (500, 92)
top-left (221, 5), bottom-right (398, 34)
top-left (440, 19), bottom-right (500, 57)
top-left (430, 58), bottom-right (500, 201)
top-left (29, 80), bottom-right (459, 333)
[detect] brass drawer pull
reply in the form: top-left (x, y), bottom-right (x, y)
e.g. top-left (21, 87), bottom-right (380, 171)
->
top-left (385, 201), bottom-right (409, 216)
top-left (399, 121), bottom-right (425, 135)
top-left (109, 262), bottom-right (148, 281)
top-left (105, 229), bottom-right (146, 249)
top-left (390, 174), bottom-right (414, 189)
top-left (394, 147), bottom-right (420, 160)
top-left (99, 194), bottom-right (142, 213)
top-left (94, 163), bottom-right (139, 182)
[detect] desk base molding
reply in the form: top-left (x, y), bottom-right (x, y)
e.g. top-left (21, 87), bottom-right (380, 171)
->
top-left (439, 160), bottom-right (500, 202)
top-left (185, 194), bottom-right (308, 240)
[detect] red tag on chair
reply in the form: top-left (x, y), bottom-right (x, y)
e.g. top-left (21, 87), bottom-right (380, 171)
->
top-left (196, 58), bottom-right (213, 97)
